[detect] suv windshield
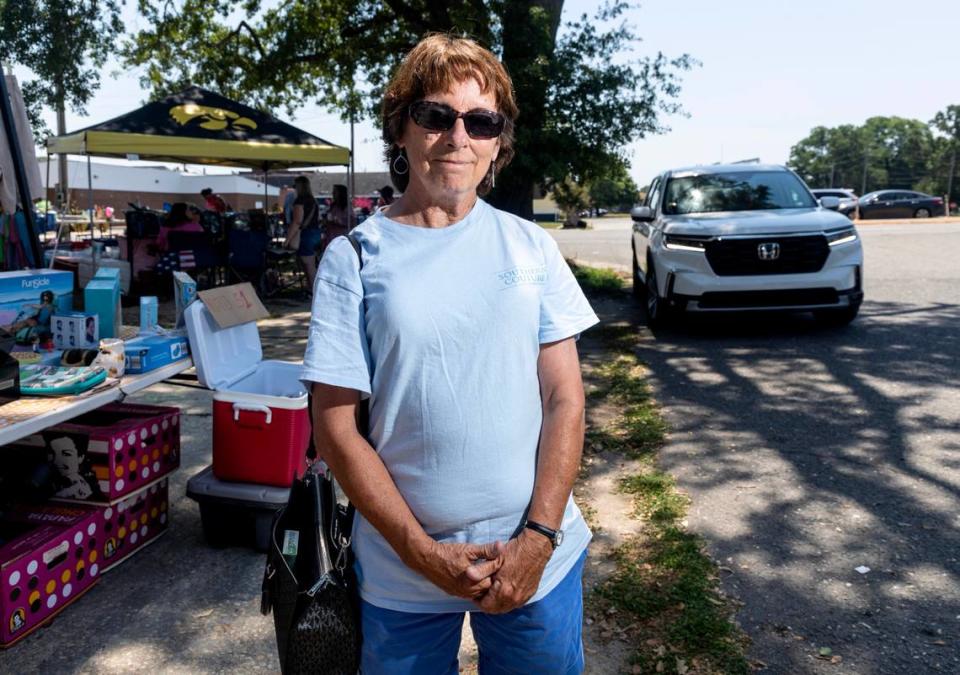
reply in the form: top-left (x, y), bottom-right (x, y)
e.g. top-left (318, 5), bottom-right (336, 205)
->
top-left (663, 171), bottom-right (817, 215)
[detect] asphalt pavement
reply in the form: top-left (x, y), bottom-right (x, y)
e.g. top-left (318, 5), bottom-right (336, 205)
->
top-left (551, 219), bottom-right (960, 673)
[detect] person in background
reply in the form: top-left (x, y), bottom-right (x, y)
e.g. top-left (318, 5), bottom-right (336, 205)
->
top-left (302, 34), bottom-right (597, 673)
top-left (284, 175), bottom-right (323, 289)
top-left (156, 202), bottom-right (204, 252)
top-left (320, 183), bottom-right (355, 256)
top-left (378, 185), bottom-right (395, 208)
top-left (200, 188), bottom-right (229, 213)
top-left (282, 183), bottom-right (298, 225)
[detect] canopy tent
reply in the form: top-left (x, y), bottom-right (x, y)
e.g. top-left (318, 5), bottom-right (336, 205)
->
top-left (45, 85), bottom-right (353, 245)
top-left (47, 86), bottom-right (350, 168)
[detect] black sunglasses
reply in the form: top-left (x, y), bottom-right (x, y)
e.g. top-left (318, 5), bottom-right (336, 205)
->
top-left (409, 100), bottom-right (505, 139)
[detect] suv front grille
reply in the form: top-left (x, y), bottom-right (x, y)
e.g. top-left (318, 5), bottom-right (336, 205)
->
top-left (704, 235), bottom-right (830, 276)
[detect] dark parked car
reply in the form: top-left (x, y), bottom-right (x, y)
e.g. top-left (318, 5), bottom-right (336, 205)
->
top-left (857, 190), bottom-right (944, 219)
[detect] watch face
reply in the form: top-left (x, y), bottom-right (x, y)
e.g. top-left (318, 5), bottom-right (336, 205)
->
top-left (555, 530), bottom-right (564, 548)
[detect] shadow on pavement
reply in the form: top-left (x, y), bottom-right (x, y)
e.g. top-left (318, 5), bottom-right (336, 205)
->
top-left (631, 299), bottom-right (960, 673)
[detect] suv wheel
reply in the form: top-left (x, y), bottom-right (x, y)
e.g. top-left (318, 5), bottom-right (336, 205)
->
top-left (814, 303), bottom-right (860, 326)
top-left (644, 258), bottom-right (671, 328)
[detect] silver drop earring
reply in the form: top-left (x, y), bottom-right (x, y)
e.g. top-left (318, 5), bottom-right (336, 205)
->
top-left (392, 150), bottom-right (409, 175)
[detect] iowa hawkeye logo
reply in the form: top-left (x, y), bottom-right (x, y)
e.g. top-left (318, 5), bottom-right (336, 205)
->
top-left (169, 104), bottom-right (257, 131)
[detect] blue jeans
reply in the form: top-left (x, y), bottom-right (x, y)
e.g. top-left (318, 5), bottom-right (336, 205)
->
top-left (360, 551), bottom-right (586, 675)
top-left (297, 227), bottom-right (322, 257)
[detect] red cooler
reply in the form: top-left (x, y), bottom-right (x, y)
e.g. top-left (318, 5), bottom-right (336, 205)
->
top-left (185, 300), bottom-right (310, 486)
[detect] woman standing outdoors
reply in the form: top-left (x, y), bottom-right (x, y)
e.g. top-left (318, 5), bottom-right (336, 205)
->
top-left (320, 183), bottom-right (356, 256)
top-left (301, 34), bottom-right (598, 674)
top-left (284, 175), bottom-right (323, 289)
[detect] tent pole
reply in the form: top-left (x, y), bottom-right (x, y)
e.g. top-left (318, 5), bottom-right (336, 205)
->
top-left (86, 153), bottom-right (94, 240)
top-left (0, 70), bottom-right (43, 268)
top-left (349, 110), bottom-right (356, 218)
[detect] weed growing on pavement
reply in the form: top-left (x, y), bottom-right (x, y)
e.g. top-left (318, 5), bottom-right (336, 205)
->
top-left (578, 278), bottom-right (750, 675)
top-left (569, 261), bottom-right (626, 296)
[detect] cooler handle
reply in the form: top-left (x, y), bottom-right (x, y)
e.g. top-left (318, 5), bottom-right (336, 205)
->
top-left (233, 403), bottom-right (273, 425)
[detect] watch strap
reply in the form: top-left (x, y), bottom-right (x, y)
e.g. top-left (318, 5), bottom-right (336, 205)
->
top-left (524, 519), bottom-right (560, 549)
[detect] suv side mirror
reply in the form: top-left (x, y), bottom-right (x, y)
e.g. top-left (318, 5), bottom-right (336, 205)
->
top-left (819, 196), bottom-right (841, 210)
top-left (631, 205), bottom-right (655, 222)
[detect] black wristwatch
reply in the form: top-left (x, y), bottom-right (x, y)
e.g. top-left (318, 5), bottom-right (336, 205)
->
top-left (523, 519), bottom-right (564, 549)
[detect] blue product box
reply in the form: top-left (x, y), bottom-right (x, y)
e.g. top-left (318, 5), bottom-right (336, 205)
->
top-left (140, 296), bottom-right (158, 332)
top-left (84, 275), bottom-right (121, 339)
top-left (0, 270), bottom-right (74, 329)
top-left (123, 333), bottom-right (190, 374)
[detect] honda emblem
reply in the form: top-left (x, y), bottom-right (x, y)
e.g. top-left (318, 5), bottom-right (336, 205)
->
top-left (757, 242), bottom-right (780, 261)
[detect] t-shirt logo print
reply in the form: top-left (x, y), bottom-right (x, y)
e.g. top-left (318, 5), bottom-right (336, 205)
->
top-left (497, 266), bottom-right (547, 289)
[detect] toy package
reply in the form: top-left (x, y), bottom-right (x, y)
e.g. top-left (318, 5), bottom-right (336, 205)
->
top-left (19, 365), bottom-right (108, 396)
top-left (173, 272), bottom-right (197, 329)
top-left (52, 312), bottom-right (99, 350)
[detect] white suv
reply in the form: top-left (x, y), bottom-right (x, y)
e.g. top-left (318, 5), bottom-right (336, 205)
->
top-left (631, 164), bottom-right (863, 327)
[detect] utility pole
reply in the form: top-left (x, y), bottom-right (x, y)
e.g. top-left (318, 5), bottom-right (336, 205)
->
top-left (947, 149), bottom-right (956, 215)
top-left (829, 162), bottom-right (835, 188)
top-left (861, 154), bottom-right (869, 196)
top-left (55, 83), bottom-right (68, 211)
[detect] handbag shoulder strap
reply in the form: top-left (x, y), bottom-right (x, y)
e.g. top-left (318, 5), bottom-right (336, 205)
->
top-left (339, 232), bottom-right (365, 531)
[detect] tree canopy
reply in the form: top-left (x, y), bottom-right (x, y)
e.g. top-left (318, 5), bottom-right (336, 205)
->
top-left (122, 0), bottom-right (693, 217)
top-left (786, 114), bottom-right (958, 198)
top-left (0, 0), bottom-right (123, 139)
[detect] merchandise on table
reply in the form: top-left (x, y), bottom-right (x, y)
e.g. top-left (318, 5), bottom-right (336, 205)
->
top-left (52, 312), bottom-right (99, 350)
top-left (18, 365), bottom-right (107, 396)
top-left (96, 338), bottom-right (125, 378)
top-left (0, 270), bottom-right (73, 345)
top-left (11, 404), bottom-right (180, 502)
top-left (0, 503), bottom-right (101, 647)
top-left (83, 270), bottom-right (121, 339)
top-left (0, 270), bottom-right (74, 319)
top-left (86, 477), bottom-right (170, 572)
top-left (186, 466), bottom-right (289, 551)
top-left (0, 350), bottom-right (20, 405)
top-left (185, 300), bottom-right (309, 487)
top-left (173, 272), bottom-right (197, 329)
top-left (139, 296), bottom-right (158, 333)
top-left (122, 331), bottom-right (189, 374)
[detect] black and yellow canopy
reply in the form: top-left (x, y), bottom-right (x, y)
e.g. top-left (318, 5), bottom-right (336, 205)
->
top-left (46, 86), bottom-right (349, 168)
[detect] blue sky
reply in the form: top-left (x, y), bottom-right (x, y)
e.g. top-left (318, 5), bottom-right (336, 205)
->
top-left (12, 0), bottom-right (959, 185)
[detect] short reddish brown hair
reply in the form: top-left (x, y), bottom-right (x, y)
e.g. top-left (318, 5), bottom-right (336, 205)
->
top-left (382, 34), bottom-right (518, 195)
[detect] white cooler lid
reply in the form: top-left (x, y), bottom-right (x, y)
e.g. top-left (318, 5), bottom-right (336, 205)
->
top-left (184, 300), bottom-right (262, 390)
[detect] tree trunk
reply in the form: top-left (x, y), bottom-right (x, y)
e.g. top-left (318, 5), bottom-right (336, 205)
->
top-left (489, 0), bottom-right (564, 220)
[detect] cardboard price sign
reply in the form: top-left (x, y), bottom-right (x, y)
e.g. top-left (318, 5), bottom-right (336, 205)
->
top-left (198, 283), bottom-right (269, 329)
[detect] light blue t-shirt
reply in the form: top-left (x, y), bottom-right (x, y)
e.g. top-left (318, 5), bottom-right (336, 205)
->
top-left (300, 198), bottom-right (599, 612)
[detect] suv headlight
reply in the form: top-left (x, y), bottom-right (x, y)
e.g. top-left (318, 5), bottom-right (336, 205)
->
top-left (663, 234), bottom-right (710, 251)
top-left (826, 227), bottom-right (858, 246)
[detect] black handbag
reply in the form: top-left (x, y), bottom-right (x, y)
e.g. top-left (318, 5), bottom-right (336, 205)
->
top-left (261, 468), bottom-right (359, 674)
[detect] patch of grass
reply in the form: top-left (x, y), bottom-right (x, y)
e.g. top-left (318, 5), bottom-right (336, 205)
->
top-left (536, 220), bottom-right (562, 229)
top-left (568, 260), bottom-right (625, 296)
top-left (585, 354), bottom-right (668, 460)
top-left (582, 292), bottom-right (750, 674)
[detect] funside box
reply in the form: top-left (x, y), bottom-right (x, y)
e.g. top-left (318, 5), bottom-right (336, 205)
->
top-left (0, 503), bottom-right (100, 647)
top-left (15, 404), bottom-right (180, 502)
top-left (0, 270), bottom-right (73, 327)
top-left (184, 295), bottom-right (309, 487)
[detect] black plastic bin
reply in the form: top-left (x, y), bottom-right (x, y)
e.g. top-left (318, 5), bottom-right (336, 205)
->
top-left (186, 465), bottom-right (289, 551)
